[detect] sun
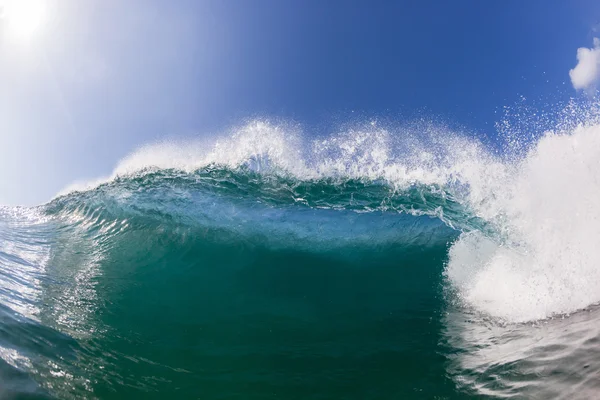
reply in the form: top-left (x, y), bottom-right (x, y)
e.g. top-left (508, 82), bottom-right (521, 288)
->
top-left (1, 0), bottom-right (47, 39)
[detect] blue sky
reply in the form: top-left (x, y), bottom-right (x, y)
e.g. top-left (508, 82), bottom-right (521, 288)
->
top-left (0, 0), bottom-right (599, 205)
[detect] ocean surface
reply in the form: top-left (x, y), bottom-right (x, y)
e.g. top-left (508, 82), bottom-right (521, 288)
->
top-left (2, 115), bottom-right (600, 399)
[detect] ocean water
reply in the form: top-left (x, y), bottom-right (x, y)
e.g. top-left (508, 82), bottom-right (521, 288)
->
top-left (3, 113), bottom-right (600, 399)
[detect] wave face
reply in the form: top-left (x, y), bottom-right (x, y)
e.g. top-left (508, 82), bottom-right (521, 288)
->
top-left (3, 115), bottom-right (600, 398)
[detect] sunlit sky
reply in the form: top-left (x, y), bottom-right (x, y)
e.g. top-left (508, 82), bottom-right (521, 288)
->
top-left (0, 0), bottom-right (599, 205)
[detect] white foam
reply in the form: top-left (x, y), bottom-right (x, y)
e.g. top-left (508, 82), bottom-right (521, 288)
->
top-left (447, 123), bottom-right (600, 322)
top-left (107, 119), bottom-right (496, 189)
top-left (114, 121), bottom-right (308, 176)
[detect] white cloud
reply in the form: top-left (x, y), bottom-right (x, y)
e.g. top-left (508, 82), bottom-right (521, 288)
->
top-left (569, 38), bottom-right (600, 91)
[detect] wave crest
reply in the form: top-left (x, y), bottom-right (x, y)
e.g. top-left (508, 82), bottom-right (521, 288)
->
top-left (51, 116), bottom-right (600, 323)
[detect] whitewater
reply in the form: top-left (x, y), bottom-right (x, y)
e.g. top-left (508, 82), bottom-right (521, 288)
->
top-left (2, 101), bottom-right (600, 398)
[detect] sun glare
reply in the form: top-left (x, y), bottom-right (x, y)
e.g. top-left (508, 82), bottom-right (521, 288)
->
top-left (1, 0), bottom-right (47, 39)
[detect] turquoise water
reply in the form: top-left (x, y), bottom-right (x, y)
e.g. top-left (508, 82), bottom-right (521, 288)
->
top-left (3, 120), bottom-right (600, 399)
top-left (0, 170), bottom-right (461, 399)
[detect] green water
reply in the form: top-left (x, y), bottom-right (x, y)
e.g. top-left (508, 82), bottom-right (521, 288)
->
top-left (90, 241), bottom-right (457, 399)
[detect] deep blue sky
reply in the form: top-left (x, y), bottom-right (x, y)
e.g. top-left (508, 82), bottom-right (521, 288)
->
top-left (0, 0), bottom-right (599, 205)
